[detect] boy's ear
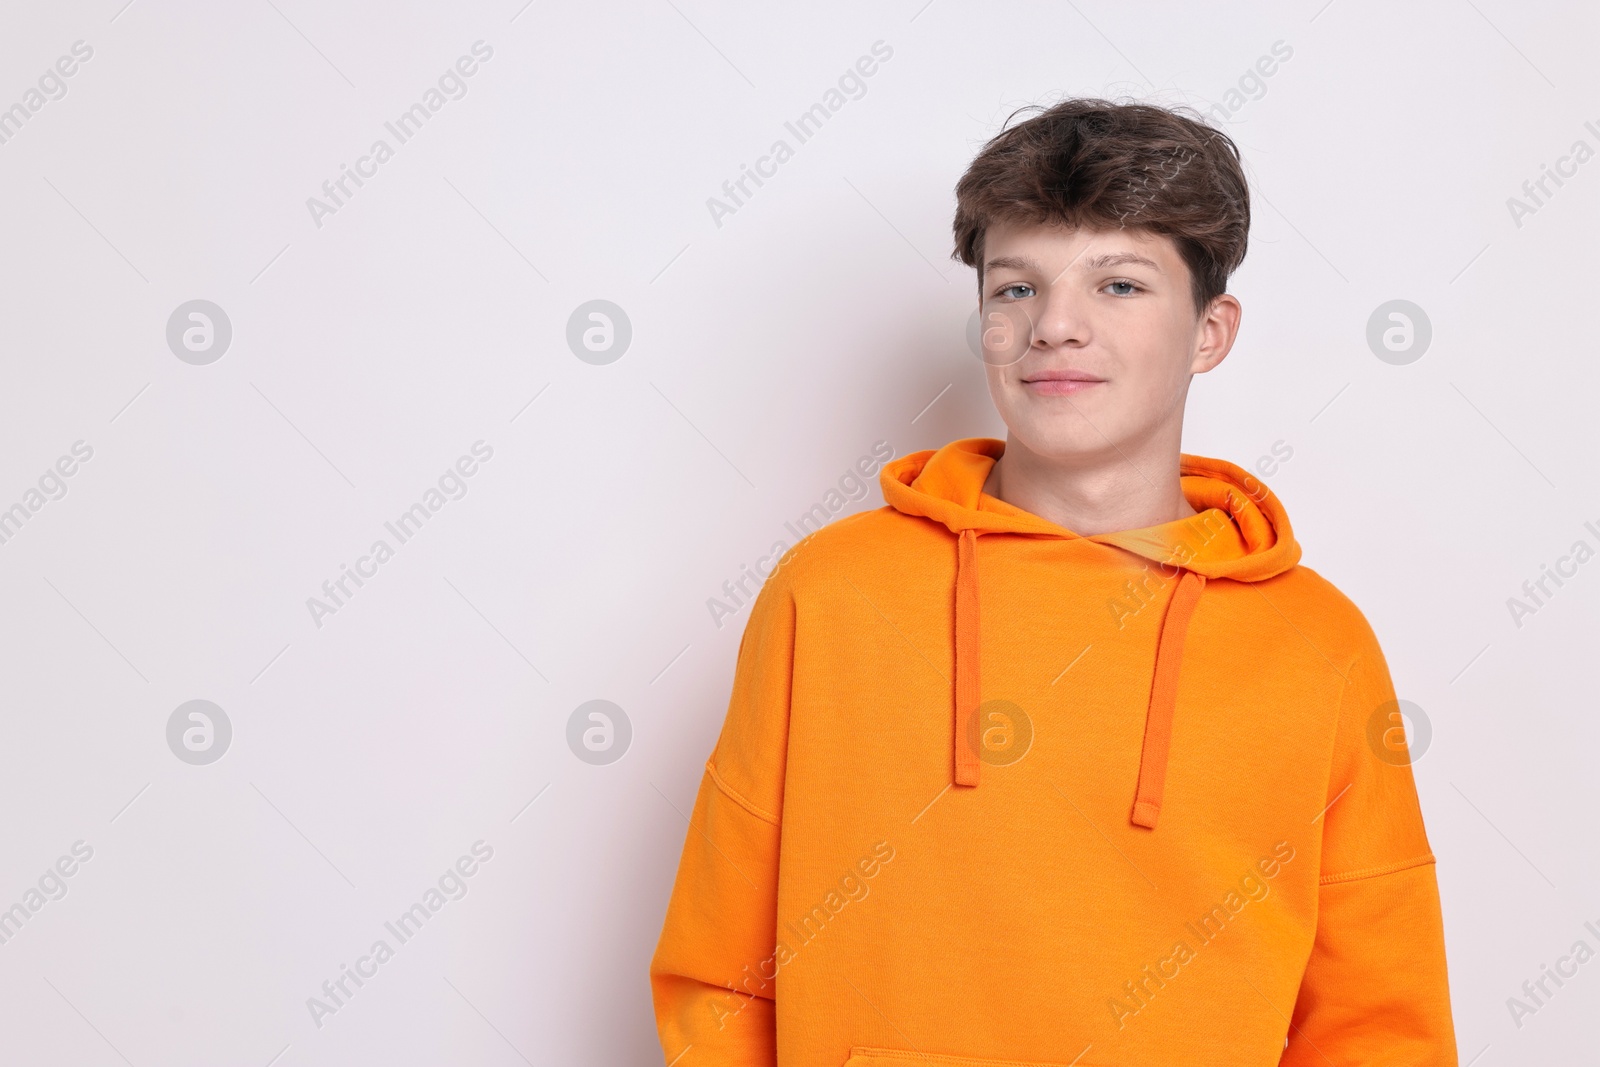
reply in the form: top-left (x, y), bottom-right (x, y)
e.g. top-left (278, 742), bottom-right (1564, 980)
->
top-left (1191, 293), bottom-right (1241, 375)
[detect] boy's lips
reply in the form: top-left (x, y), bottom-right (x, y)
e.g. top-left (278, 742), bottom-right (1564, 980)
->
top-left (1021, 369), bottom-right (1105, 395)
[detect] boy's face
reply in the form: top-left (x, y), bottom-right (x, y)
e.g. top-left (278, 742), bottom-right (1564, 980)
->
top-left (977, 218), bottom-right (1239, 466)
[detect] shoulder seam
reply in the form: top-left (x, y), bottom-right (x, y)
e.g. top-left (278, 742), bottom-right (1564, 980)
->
top-left (704, 759), bottom-right (780, 826)
top-left (1317, 646), bottom-right (1361, 813)
top-left (1319, 852), bottom-right (1436, 885)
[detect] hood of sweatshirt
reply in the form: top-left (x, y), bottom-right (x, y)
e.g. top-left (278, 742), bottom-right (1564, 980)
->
top-left (881, 436), bottom-right (1301, 829)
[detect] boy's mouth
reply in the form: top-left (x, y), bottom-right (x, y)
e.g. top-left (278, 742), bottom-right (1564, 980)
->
top-left (1021, 368), bottom-right (1106, 395)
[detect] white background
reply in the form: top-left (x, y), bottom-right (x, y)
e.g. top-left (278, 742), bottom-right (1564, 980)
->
top-left (1, 0), bottom-right (1597, 1063)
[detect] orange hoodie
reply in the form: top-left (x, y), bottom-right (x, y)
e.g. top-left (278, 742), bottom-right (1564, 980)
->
top-left (650, 437), bottom-right (1456, 1067)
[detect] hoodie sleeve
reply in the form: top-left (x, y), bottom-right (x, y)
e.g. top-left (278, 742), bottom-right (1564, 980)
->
top-left (1282, 627), bottom-right (1458, 1066)
top-left (649, 565), bottom-right (796, 1067)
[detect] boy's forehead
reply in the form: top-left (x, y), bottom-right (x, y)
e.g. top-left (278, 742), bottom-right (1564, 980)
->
top-left (982, 219), bottom-right (1180, 271)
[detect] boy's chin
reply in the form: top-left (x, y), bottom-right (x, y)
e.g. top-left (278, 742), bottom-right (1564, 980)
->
top-left (998, 415), bottom-right (1139, 463)
top-left (1001, 412), bottom-right (1115, 459)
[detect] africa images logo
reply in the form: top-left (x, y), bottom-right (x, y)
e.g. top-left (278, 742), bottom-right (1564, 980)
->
top-left (305, 41), bottom-right (494, 229)
top-left (705, 41), bottom-right (893, 228)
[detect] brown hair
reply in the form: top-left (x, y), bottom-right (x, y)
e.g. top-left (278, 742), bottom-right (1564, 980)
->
top-left (951, 97), bottom-right (1250, 314)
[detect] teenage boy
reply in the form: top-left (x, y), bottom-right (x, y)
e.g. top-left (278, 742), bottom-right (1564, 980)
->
top-left (650, 98), bottom-right (1457, 1066)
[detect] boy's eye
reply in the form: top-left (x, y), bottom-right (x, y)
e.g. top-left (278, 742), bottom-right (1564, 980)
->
top-left (1106, 280), bottom-right (1140, 296)
top-left (995, 282), bottom-right (1034, 299)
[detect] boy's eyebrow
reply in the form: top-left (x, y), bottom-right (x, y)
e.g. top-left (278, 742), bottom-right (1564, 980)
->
top-left (983, 254), bottom-right (1042, 274)
top-left (983, 251), bottom-right (1164, 275)
top-left (1080, 251), bottom-right (1163, 273)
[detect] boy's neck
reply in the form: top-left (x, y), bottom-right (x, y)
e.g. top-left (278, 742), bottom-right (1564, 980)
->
top-left (979, 433), bottom-right (1198, 537)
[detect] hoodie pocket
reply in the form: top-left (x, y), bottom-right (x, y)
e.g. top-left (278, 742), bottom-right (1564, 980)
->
top-left (843, 1046), bottom-right (1097, 1067)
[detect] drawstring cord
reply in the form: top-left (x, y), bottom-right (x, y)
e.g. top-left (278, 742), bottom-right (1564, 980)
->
top-left (1130, 569), bottom-right (1206, 829)
top-left (954, 527), bottom-right (983, 786)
